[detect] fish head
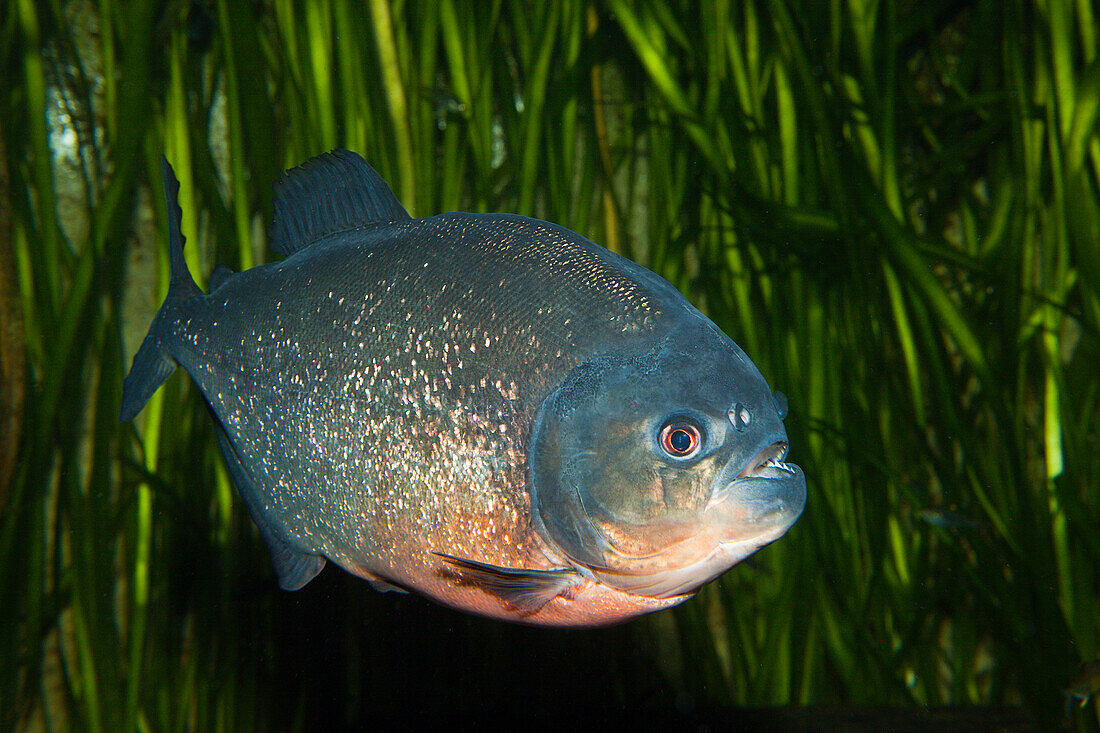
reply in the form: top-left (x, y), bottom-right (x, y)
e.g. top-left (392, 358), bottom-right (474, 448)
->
top-left (529, 323), bottom-right (806, 599)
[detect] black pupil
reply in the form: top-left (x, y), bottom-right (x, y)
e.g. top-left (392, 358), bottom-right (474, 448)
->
top-left (670, 428), bottom-right (693, 453)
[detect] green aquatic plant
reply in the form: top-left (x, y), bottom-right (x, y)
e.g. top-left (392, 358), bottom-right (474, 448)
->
top-left (2, 0), bottom-right (1097, 729)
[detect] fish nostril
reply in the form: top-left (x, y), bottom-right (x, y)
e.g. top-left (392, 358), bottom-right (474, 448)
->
top-left (728, 403), bottom-right (752, 432)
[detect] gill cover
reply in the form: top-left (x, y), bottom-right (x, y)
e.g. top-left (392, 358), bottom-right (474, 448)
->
top-left (529, 345), bottom-right (732, 583)
top-left (528, 321), bottom-right (806, 600)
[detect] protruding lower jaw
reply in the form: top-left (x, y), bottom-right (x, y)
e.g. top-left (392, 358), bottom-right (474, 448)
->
top-left (705, 441), bottom-right (805, 530)
top-left (593, 455), bottom-right (806, 600)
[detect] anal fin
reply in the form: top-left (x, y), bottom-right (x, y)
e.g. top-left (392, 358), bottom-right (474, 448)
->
top-left (266, 533), bottom-right (327, 591)
top-left (434, 553), bottom-right (584, 616)
top-left (212, 420), bottom-right (325, 590)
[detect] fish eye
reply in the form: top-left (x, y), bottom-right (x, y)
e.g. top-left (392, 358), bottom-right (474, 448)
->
top-left (658, 420), bottom-right (703, 459)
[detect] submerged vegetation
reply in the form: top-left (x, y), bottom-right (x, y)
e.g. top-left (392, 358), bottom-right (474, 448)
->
top-left (2, 0), bottom-right (1098, 729)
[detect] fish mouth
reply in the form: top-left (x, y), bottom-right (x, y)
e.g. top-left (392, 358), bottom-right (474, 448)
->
top-left (575, 440), bottom-right (807, 601)
top-left (706, 440), bottom-right (806, 530)
top-left (613, 441), bottom-right (805, 598)
top-left (736, 441), bottom-right (796, 480)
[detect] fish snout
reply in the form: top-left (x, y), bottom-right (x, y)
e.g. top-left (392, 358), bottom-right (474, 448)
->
top-left (705, 440), bottom-right (806, 539)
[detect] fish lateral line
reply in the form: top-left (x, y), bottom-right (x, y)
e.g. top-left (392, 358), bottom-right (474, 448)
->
top-left (433, 552), bottom-right (586, 616)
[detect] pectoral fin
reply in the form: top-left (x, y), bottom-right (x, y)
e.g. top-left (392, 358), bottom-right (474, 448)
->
top-left (435, 553), bottom-right (585, 616)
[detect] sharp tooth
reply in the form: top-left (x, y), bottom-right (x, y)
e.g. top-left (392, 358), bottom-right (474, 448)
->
top-left (736, 442), bottom-right (794, 479)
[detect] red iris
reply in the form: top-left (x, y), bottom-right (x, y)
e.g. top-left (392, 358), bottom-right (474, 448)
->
top-left (659, 422), bottom-right (701, 458)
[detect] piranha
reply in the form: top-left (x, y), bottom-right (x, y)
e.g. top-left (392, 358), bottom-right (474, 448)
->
top-left (121, 150), bottom-right (806, 627)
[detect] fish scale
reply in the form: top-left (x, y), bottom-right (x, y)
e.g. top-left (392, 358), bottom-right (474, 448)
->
top-left (194, 216), bottom-right (668, 571)
top-left (122, 150), bottom-right (806, 626)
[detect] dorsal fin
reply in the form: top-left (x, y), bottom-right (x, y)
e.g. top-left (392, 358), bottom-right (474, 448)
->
top-left (268, 149), bottom-right (411, 258)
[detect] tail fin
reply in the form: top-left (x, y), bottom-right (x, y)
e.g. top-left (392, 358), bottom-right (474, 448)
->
top-left (120, 157), bottom-right (203, 422)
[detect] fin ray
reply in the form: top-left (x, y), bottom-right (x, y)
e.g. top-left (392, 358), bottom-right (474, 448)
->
top-left (435, 553), bottom-right (583, 615)
top-left (269, 149), bottom-right (411, 257)
top-left (161, 157), bottom-right (202, 298)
